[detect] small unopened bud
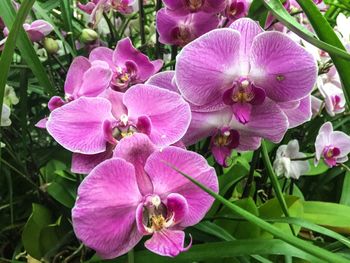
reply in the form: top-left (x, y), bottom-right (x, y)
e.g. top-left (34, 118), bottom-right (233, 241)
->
top-left (80, 28), bottom-right (99, 44)
top-left (43, 37), bottom-right (59, 54)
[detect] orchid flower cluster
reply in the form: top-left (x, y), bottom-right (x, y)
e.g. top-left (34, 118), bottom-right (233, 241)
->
top-left (35, 13), bottom-right (350, 258)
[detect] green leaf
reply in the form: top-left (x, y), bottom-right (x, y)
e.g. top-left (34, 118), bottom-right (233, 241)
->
top-left (340, 172), bottom-right (350, 206)
top-left (47, 180), bottom-right (76, 208)
top-left (296, 0), bottom-right (350, 105)
top-left (248, 0), bottom-right (268, 26)
top-left (21, 204), bottom-right (53, 259)
top-left (216, 197), bottom-right (261, 239)
top-left (0, 0), bottom-right (55, 97)
top-left (304, 158), bottom-right (329, 176)
top-left (100, 239), bottom-right (325, 263)
top-left (60, 0), bottom-right (77, 55)
top-left (302, 201), bottom-right (350, 234)
top-left (166, 164), bottom-right (350, 263)
top-left (259, 196), bottom-right (303, 236)
top-left (260, 0), bottom-right (350, 61)
top-left (22, 204), bottom-right (67, 260)
top-left (0, 0), bottom-right (36, 122)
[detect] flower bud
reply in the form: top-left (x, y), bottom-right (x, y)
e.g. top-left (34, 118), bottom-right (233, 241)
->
top-left (43, 37), bottom-right (59, 54)
top-left (80, 28), bottom-right (99, 44)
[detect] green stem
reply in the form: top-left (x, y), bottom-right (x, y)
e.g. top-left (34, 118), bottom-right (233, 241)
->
top-left (128, 248), bottom-right (134, 263)
top-left (155, 0), bottom-right (163, 59)
top-left (261, 140), bottom-right (296, 235)
top-left (103, 12), bottom-right (117, 45)
top-left (138, 0), bottom-right (146, 45)
top-left (290, 154), bottom-right (315, 161)
top-left (242, 148), bottom-right (261, 198)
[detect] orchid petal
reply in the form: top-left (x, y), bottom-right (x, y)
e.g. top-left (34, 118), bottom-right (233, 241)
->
top-left (145, 229), bottom-right (189, 257)
top-left (124, 84), bottom-right (191, 147)
top-left (72, 158), bottom-right (143, 259)
top-left (250, 31), bottom-right (317, 102)
top-left (175, 28), bottom-right (240, 107)
top-left (46, 97), bottom-right (114, 154)
top-left (113, 133), bottom-right (156, 195)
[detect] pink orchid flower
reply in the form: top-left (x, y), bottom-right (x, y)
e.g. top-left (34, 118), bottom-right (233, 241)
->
top-left (156, 8), bottom-right (219, 46)
top-left (35, 56), bottom-right (112, 128)
top-left (1, 20), bottom-right (53, 49)
top-left (72, 134), bottom-right (218, 258)
top-left (175, 18), bottom-right (317, 129)
top-left (315, 122), bottom-right (350, 167)
top-left (46, 84), bottom-right (191, 172)
top-left (89, 38), bottom-right (163, 91)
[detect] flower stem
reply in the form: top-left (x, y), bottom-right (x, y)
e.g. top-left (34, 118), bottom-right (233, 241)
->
top-left (290, 154), bottom-right (315, 161)
top-left (155, 0), bottom-right (163, 59)
top-left (261, 140), bottom-right (296, 236)
top-left (103, 12), bottom-right (117, 45)
top-left (242, 148), bottom-right (261, 198)
top-left (128, 248), bottom-right (134, 263)
top-left (138, 0), bottom-right (146, 45)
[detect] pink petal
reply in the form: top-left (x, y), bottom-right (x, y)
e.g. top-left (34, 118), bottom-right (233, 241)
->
top-left (113, 133), bottom-right (156, 195)
top-left (146, 71), bottom-right (179, 93)
top-left (48, 96), bottom-right (65, 111)
top-left (35, 118), bottom-right (48, 129)
top-left (229, 18), bottom-right (263, 74)
top-left (89, 47), bottom-right (114, 69)
top-left (182, 108), bottom-right (232, 146)
top-left (250, 31), bottom-right (317, 102)
top-left (279, 96), bottom-right (312, 128)
top-left (230, 99), bottom-right (288, 143)
top-left (99, 89), bottom-right (128, 119)
top-left (212, 144), bottom-right (232, 166)
top-left (145, 146), bottom-right (218, 226)
top-left (232, 102), bottom-right (252, 124)
top-left (236, 132), bottom-right (261, 151)
top-left (46, 97), bottom-right (114, 154)
top-left (330, 131), bottom-right (350, 158)
top-left (175, 28), bottom-right (241, 107)
top-left (145, 229), bottom-right (190, 257)
top-left (29, 20), bottom-right (53, 36)
top-left (315, 122), bottom-right (333, 161)
top-left (74, 61), bottom-right (112, 98)
top-left (166, 193), bottom-right (189, 224)
top-left (71, 144), bottom-right (114, 174)
top-left (113, 38), bottom-right (159, 81)
top-left (72, 158), bottom-right (143, 259)
top-left (27, 20), bottom-right (53, 41)
top-left (124, 84), bottom-right (191, 147)
top-left (64, 56), bottom-right (91, 96)
top-left (162, 0), bottom-right (186, 10)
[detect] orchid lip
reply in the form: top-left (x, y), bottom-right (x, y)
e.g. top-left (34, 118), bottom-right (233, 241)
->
top-left (111, 62), bottom-right (138, 91)
top-left (186, 0), bottom-right (204, 11)
top-left (141, 195), bottom-right (175, 234)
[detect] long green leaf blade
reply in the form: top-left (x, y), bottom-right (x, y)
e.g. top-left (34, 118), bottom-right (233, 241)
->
top-left (0, 0), bottom-right (56, 96)
top-left (260, 0), bottom-right (350, 61)
top-left (0, 0), bottom-right (36, 121)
